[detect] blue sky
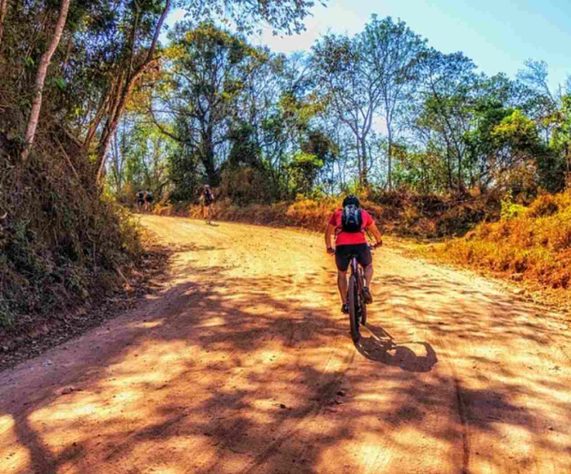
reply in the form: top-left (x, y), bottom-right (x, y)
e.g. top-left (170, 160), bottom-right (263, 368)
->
top-left (167, 0), bottom-right (570, 90)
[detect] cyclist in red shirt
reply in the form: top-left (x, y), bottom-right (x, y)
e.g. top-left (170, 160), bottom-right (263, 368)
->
top-left (325, 195), bottom-right (383, 314)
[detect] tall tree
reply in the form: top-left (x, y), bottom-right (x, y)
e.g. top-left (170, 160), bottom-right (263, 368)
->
top-left (360, 15), bottom-right (425, 189)
top-left (0, 0), bottom-right (8, 48)
top-left (21, 0), bottom-right (71, 162)
top-left (155, 22), bottom-right (266, 186)
top-left (415, 50), bottom-right (478, 191)
top-left (94, 0), bottom-right (171, 184)
top-left (313, 33), bottom-right (380, 186)
top-left (89, 0), bottom-right (324, 185)
top-left (550, 94), bottom-right (571, 188)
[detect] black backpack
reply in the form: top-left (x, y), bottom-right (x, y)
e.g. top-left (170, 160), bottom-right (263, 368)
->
top-left (341, 205), bottom-right (363, 232)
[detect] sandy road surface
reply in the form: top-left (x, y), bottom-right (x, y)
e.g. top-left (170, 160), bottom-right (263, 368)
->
top-left (1, 215), bottom-right (570, 473)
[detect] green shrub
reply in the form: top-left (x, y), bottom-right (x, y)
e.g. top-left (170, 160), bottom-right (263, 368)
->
top-left (0, 147), bottom-right (142, 329)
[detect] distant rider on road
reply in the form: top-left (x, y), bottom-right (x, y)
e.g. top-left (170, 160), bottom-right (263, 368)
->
top-left (200, 184), bottom-right (215, 224)
top-left (325, 195), bottom-right (383, 314)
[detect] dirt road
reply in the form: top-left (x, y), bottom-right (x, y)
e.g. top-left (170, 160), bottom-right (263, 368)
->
top-left (1, 216), bottom-right (570, 473)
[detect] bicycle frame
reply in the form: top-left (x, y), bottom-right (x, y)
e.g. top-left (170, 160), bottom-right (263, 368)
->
top-left (350, 257), bottom-right (366, 309)
top-left (347, 253), bottom-right (367, 342)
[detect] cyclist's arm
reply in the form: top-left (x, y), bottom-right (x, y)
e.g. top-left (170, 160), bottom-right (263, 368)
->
top-left (325, 223), bottom-right (335, 250)
top-left (368, 222), bottom-right (383, 246)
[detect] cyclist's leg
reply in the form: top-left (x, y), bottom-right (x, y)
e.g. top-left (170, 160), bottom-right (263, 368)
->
top-left (335, 245), bottom-right (350, 304)
top-left (356, 244), bottom-right (374, 302)
top-left (356, 245), bottom-right (373, 283)
top-left (364, 264), bottom-right (373, 288)
top-left (337, 271), bottom-right (348, 304)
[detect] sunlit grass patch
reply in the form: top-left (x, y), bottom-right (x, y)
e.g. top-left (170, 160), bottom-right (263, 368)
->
top-left (436, 191), bottom-right (571, 290)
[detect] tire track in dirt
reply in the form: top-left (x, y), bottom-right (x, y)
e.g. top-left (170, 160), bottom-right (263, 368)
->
top-left (452, 373), bottom-right (470, 474)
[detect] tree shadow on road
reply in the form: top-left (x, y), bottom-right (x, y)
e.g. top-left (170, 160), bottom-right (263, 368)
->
top-left (1, 246), bottom-right (570, 473)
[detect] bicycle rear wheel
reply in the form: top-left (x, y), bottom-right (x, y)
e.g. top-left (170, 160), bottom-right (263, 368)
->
top-left (359, 268), bottom-right (367, 325)
top-left (348, 275), bottom-right (360, 342)
top-left (360, 295), bottom-right (367, 325)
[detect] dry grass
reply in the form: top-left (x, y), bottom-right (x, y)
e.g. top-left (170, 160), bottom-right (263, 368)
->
top-left (154, 197), bottom-right (382, 233)
top-left (152, 191), bottom-right (495, 238)
top-left (436, 191), bottom-right (571, 290)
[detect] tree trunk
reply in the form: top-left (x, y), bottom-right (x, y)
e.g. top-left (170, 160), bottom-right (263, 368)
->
top-left (355, 136), bottom-right (362, 186)
top-left (566, 143), bottom-right (571, 189)
top-left (83, 87), bottom-right (113, 151)
top-left (446, 147), bottom-right (453, 191)
top-left (95, 0), bottom-right (171, 185)
top-left (457, 151), bottom-right (463, 193)
top-left (95, 70), bottom-right (129, 181)
top-left (387, 126), bottom-right (393, 190)
top-left (0, 0), bottom-right (8, 49)
top-left (201, 126), bottom-right (219, 186)
top-left (360, 137), bottom-right (368, 187)
top-left (21, 0), bottom-right (70, 162)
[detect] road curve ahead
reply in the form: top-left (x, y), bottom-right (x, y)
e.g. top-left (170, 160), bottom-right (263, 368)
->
top-left (1, 216), bottom-right (570, 473)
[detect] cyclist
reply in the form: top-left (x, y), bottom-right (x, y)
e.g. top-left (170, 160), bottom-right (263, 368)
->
top-left (135, 190), bottom-right (145, 212)
top-left (325, 195), bottom-right (383, 314)
top-left (144, 190), bottom-right (154, 212)
top-left (200, 184), bottom-right (215, 224)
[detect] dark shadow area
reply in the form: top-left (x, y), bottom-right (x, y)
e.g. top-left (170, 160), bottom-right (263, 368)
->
top-left (357, 323), bottom-right (438, 372)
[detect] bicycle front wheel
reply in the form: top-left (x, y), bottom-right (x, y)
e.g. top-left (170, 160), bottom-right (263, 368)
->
top-left (348, 275), bottom-right (360, 342)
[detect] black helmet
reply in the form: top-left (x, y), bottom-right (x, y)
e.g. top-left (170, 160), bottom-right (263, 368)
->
top-left (343, 194), bottom-right (360, 208)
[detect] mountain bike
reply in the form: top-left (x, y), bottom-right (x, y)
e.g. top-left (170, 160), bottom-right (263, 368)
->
top-left (346, 244), bottom-right (380, 342)
top-left (347, 250), bottom-right (368, 342)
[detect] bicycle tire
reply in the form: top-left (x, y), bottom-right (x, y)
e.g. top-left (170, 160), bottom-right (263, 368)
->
top-left (361, 294), bottom-right (367, 325)
top-left (359, 268), bottom-right (367, 325)
top-left (348, 275), bottom-right (360, 342)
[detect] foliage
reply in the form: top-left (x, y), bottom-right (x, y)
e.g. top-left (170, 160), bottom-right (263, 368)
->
top-left (219, 165), bottom-right (275, 205)
top-left (0, 0), bottom-right (319, 330)
top-left (500, 191), bottom-right (527, 220)
top-left (158, 21), bottom-right (266, 186)
top-left (439, 190), bottom-right (571, 290)
top-left (287, 151), bottom-right (324, 195)
top-left (105, 13), bottom-right (571, 205)
top-left (0, 147), bottom-right (142, 327)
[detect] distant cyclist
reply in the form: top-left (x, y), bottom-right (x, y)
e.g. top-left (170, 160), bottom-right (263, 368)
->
top-left (325, 195), bottom-right (383, 314)
top-left (144, 190), bottom-right (154, 212)
top-left (200, 184), bottom-right (215, 224)
top-left (135, 190), bottom-right (145, 212)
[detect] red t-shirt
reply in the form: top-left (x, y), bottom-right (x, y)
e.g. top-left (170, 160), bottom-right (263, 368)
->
top-left (328, 209), bottom-right (374, 246)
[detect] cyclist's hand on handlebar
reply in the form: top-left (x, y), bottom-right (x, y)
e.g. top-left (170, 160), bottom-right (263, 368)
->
top-left (370, 240), bottom-right (382, 249)
top-left (326, 246), bottom-right (335, 255)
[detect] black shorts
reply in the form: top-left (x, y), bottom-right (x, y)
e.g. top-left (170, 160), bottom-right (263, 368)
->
top-left (335, 244), bottom-right (372, 272)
